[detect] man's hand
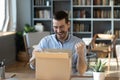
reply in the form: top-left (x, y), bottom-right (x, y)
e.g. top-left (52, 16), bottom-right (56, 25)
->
top-left (29, 49), bottom-right (39, 69)
top-left (75, 42), bottom-right (87, 75)
top-left (75, 42), bottom-right (85, 57)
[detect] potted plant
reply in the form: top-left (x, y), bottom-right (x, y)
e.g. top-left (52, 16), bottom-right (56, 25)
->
top-left (90, 59), bottom-right (107, 80)
top-left (23, 24), bottom-right (37, 35)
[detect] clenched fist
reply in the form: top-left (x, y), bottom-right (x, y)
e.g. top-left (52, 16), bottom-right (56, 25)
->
top-left (75, 42), bottom-right (85, 57)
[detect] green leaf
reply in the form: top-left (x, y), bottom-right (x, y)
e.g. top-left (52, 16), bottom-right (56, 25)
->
top-left (91, 59), bottom-right (106, 72)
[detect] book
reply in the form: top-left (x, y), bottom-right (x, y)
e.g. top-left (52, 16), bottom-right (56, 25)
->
top-left (86, 0), bottom-right (91, 5)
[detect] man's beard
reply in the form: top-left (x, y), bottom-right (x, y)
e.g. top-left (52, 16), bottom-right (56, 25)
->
top-left (55, 31), bottom-right (68, 40)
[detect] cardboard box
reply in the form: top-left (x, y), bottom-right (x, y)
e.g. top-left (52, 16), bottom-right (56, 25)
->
top-left (35, 49), bottom-right (72, 80)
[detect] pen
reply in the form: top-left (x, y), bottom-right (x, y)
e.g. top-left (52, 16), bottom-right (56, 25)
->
top-left (10, 74), bottom-right (16, 78)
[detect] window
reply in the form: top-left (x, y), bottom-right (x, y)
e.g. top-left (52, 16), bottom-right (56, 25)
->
top-left (0, 0), bottom-right (17, 32)
top-left (0, 0), bottom-right (5, 31)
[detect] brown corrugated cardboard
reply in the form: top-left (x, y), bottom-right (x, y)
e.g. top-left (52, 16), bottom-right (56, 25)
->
top-left (35, 49), bottom-right (72, 80)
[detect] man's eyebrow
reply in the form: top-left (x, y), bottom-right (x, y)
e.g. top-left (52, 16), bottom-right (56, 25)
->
top-left (53, 25), bottom-right (64, 27)
top-left (53, 26), bottom-right (57, 27)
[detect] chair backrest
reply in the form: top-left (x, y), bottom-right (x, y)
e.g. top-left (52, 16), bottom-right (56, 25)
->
top-left (23, 32), bottom-right (50, 56)
top-left (88, 34), bottom-right (119, 70)
top-left (89, 34), bottom-right (117, 57)
top-left (91, 34), bottom-right (117, 49)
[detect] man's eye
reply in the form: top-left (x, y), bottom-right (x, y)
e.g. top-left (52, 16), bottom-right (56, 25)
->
top-left (53, 25), bottom-right (64, 29)
top-left (59, 25), bottom-right (64, 28)
top-left (53, 26), bottom-right (57, 28)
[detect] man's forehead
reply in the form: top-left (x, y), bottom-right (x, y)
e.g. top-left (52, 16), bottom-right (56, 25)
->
top-left (53, 19), bottom-right (66, 22)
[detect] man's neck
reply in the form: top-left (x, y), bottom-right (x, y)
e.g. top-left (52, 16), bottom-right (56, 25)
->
top-left (56, 33), bottom-right (69, 43)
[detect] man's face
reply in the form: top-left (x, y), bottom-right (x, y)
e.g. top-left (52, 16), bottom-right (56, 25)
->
top-left (53, 19), bottom-right (70, 41)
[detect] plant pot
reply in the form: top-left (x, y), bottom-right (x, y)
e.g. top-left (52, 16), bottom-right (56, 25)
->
top-left (93, 72), bottom-right (105, 80)
top-left (17, 51), bottom-right (28, 62)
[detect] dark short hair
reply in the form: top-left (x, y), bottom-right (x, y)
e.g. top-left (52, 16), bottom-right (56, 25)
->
top-left (53, 11), bottom-right (69, 23)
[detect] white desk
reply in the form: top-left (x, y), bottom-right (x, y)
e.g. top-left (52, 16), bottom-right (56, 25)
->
top-left (5, 59), bottom-right (120, 80)
top-left (4, 71), bottom-right (120, 80)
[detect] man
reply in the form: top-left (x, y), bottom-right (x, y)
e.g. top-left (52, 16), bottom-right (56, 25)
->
top-left (29, 11), bottom-right (87, 75)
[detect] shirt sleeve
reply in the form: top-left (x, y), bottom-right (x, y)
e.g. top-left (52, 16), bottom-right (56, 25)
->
top-left (29, 37), bottom-right (48, 70)
top-left (35, 37), bottom-right (48, 51)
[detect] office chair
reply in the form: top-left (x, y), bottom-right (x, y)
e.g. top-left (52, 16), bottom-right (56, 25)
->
top-left (88, 34), bottom-right (119, 71)
top-left (23, 32), bottom-right (50, 66)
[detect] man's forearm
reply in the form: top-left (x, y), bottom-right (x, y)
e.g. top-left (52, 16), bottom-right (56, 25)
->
top-left (76, 46), bottom-right (87, 75)
top-left (77, 55), bottom-right (87, 75)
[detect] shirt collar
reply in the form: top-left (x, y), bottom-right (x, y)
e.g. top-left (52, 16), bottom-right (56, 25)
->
top-left (54, 33), bottom-right (71, 43)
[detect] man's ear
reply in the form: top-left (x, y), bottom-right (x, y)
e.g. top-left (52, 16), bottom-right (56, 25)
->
top-left (68, 21), bottom-right (70, 28)
top-left (67, 21), bottom-right (71, 31)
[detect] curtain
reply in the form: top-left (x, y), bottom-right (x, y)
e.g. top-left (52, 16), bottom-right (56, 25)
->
top-left (3, 0), bottom-right (17, 32)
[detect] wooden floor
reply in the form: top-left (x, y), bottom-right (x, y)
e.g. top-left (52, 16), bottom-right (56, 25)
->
top-left (6, 61), bottom-right (34, 73)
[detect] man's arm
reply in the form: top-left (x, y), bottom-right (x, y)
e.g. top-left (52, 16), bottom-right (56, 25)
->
top-left (29, 49), bottom-right (38, 70)
top-left (75, 42), bottom-right (87, 75)
top-left (29, 36), bottom-right (47, 69)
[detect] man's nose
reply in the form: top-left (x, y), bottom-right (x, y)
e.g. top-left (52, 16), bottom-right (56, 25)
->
top-left (57, 28), bottom-right (62, 32)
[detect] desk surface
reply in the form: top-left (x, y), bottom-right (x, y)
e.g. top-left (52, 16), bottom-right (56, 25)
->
top-left (5, 72), bottom-right (120, 80)
top-left (5, 59), bottom-right (120, 80)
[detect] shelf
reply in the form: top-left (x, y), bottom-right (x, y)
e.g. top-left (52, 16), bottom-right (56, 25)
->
top-left (73, 5), bottom-right (92, 7)
top-left (31, 0), bottom-right (120, 39)
top-left (72, 18), bottom-right (91, 21)
top-left (93, 5), bottom-right (111, 7)
top-left (33, 18), bottom-right (52, 21)
top-left (34, 6), bottom-right (51, 8)
top-left (92, 19), bottom-right (112, 21)
top-left (73, 32), bottom-right (92, 34)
